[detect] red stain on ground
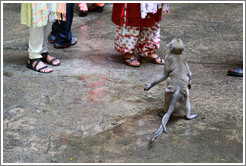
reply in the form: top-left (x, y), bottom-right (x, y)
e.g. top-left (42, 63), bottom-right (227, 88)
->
top-left (100, 77), bottom-right (112, 82)
top-left (87, 87), bottom-right (109, 102)
top-left (59, 132), bottom-right (69, 145)
top-left (86, 80), bottom-right (105, 88)
top-left (81, 75), bottom-right (111, 102)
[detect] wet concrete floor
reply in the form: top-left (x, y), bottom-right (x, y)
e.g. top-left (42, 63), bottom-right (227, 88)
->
top-left (2, 3), bottom-right (244, 163)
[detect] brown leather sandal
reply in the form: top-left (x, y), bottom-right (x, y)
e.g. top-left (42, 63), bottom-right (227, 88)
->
top-left (140, 54), bottom-right (165, 65)
top-left (123, 54), bottom-right (140, 67)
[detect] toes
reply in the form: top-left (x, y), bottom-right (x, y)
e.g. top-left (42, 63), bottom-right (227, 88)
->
top-left (161, 59), bottom-right (165, 64)
top-left (47, 54), bottom-right (60, 65)
top-left (126, 60), bottom-right (140, 67)
top-left (157, 58), bottom-right (165, 64)
top-left (40, 67), bottom-right (52, 73)
top-left (38, 61), bottom-right (52, 73)
top-left (53, 59), bottom-right (60, 65)
top-left (131, 60), bottom-right (140, 66)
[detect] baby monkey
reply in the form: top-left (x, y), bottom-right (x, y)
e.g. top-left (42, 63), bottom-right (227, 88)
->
top-left (144, 38), bottom-right (198, 141)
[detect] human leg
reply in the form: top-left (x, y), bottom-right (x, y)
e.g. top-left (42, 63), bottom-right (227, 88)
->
top-left (52, 3), bottom-right (77, 49)
top-left (78, 3), bottom-right (88, 17)
top-left (138, 22), bottom-right (164, 64)
top-left (42, 21), bottom-right (60, 66)
top-left (89, 3), bottom-right (104, 12)
top-left (27, 25), bottom-right (52, 73)
top-left (114, 25), bottom-right (141, 67)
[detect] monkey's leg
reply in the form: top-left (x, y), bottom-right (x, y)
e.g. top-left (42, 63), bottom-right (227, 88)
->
top-left (162, 89), bottom-right (180, 133)
top-left (158, 92), bottom-right (172, 117)
top-left (185, 98), bottom-right (198, 120)
top-left (185, 62), bottom-right (192, 89)
top-left (150, 92), bottom-right (172, 141)
top-left (144, 73), bottom-right (166, 91)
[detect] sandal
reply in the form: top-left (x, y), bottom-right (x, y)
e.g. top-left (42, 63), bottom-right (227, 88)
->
top-left (41, 52), bottom-right (61, 66)
top-left (123, 54), bottom-right (140, 67)
top-left (54, 36), bottom-right (77, 49)
top-left (26, 59), bottom-right (52, 73)
top-left (140, 54), bottom-right (165, 65)
top-left (88, 4), bottom-right (104, 12)
top-left (227, 68), bottom-right (243, 77)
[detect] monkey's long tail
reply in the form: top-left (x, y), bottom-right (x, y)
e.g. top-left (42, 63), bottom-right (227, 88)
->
top-left (150, 113), bottom-right (170, 142)
top-left (150, 124), bottom-right (164, 142)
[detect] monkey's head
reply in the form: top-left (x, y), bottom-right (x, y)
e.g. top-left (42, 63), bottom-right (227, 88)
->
top-left (167, 38), bottom-right (185, 54)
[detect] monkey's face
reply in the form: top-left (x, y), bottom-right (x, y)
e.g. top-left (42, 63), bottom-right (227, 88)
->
top-left (167, 38), bottom-right (185, 54)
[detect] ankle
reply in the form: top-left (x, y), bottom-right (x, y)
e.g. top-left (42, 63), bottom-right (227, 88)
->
top-left (123, 53), bottom-right (135, 58)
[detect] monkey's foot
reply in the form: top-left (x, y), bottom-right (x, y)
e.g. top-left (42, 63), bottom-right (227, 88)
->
top-left (144, 83), bottom-right (152, 91)
top-left (186, 114), bottom-right (198, 120)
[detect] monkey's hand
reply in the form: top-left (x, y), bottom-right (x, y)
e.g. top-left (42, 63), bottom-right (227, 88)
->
top-left (188, 84), bottom-right (191, 89)
top-left (144, 83), bottom-right (152, 91)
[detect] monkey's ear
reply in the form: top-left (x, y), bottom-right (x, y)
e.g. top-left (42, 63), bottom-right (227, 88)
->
top-left (179, 39), bottom-right (185, 51)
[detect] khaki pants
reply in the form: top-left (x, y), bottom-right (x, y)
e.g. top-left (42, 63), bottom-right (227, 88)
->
top-left (28, 21), bottom-right (52, 59)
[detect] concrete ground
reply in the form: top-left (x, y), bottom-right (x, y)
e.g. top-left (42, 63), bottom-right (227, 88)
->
top-left (2, 3), bottom-right (244, 164)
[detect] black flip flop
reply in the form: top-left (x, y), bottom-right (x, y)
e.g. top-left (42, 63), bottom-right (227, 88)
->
top-left (227, 68), bottom-right (243, 77)
top-left (41, 52), bottom-right (61, 66)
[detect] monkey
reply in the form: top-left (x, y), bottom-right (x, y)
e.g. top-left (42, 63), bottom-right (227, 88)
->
top-left (144, 38), bottom-right (198, 142)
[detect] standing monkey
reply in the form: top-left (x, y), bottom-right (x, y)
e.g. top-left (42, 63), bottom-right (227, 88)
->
top-left (144, 38), bottom-right (198, 141)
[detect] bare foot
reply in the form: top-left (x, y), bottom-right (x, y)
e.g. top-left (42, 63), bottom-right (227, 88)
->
top-left (141, 53), bottom-right (164, 64)
top-left (41, 53), bottom-right (60, 66)
top-left (123, 53), bottom-right (140, 67)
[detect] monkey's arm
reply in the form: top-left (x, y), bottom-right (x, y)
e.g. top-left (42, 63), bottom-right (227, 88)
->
top-left (144, 72), bottom-right (167, 91)
top-left (144, 59), bottom-right (170, 91)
